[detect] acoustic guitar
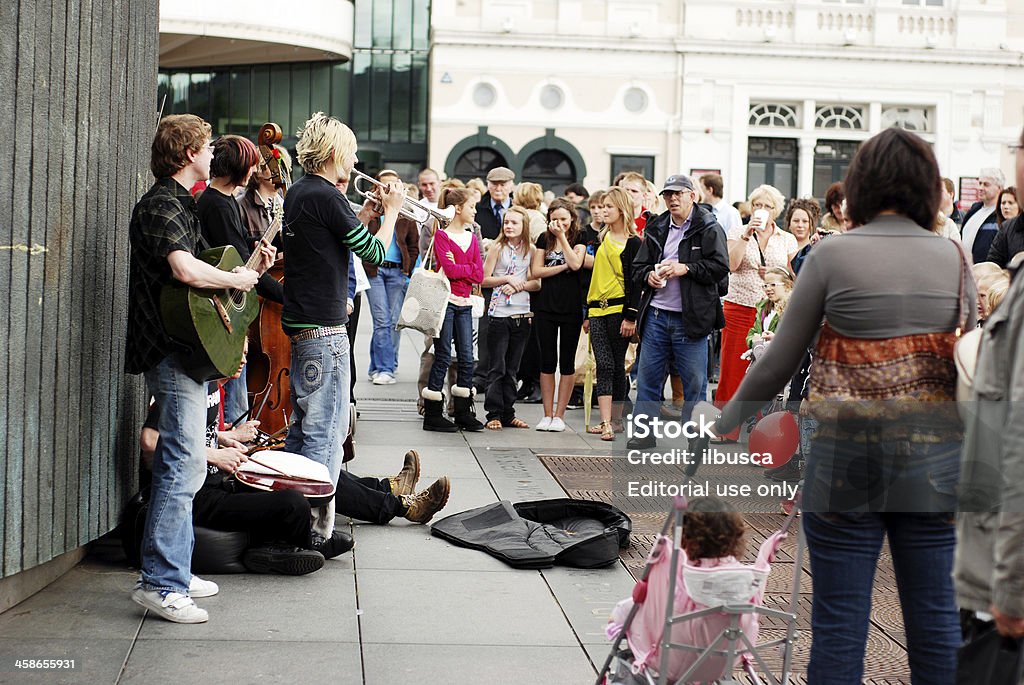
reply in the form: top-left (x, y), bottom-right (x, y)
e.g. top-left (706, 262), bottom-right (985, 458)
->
top-left (161, 210), bottom-right (282, 383)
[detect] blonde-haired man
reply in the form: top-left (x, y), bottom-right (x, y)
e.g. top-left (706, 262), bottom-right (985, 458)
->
top-left (282, 114), bottom-right (451, 552)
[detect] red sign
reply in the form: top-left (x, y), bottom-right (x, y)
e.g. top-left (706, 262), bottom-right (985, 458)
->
top-left (958, 177), bottom-right (981, 211)
top-left (690, 168), bottom-right (721, 180)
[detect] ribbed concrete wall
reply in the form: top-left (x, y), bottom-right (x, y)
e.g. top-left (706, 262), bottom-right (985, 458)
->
top-left (0, 0), bottom-right (158, 577)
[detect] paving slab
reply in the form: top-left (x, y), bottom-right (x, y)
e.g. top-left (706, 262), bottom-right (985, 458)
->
top-left (137, 569), bottom-right (359, 643)
top-left (540, 565), bottom-right (637, 645)
top-left (356, 568), bottom-right (579, 647)
top-left (0, 638), bottom-right (130, 684)
top-left (121, 639), bottom-right (362, 684)
top-left (351, 520), bottom-right (512, 573)
top-left (0, 563), bottom-right (140, 641)
top-left (361, 643), bottom-right (596, 685)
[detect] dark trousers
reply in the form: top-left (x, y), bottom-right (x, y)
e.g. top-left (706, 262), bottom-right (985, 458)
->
top-left (589, 312), bottom-right (630, 400)
top-left (193, 484), bottom-right (312, 549)
top-left (484, 316), bottom-right (531, 422)
top-left (472, 287), bottom-right (492, 390)
top-left (336, 470), bottom-right (404, 525)
top-left (535, 312), bottom-right (582, 375)
top-left (347, 293), bottom-right (362, 402)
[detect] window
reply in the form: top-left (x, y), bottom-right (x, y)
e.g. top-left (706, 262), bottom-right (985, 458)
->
top-left (881, 106), bottom-right (932, 132)
top-left (748, 103), bottom-right (798, 128)
top-left (610, 155), bottom-right (655, 183)
top-left (453, 147), bottom-right (508, 179)
top-left (902, 0), bottom-right (943, 6)
top-left (540, 85), bottom-right (564, 111)
top-left (815, 105), bottom-right (865, 130)
top-left (812, 140), bottom-right (860, 200)
top-left (746, 138), bottom-right (797, 199)
top-left (473, 83), bottom-right (497, 108)
top-left (624, 88), bottom-right (648, 113)
top-left (522, 149), bottom-right (576, 196)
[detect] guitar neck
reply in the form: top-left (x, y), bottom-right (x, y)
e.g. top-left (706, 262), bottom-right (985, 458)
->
top-left (244, 216), bottom-right (282, 272)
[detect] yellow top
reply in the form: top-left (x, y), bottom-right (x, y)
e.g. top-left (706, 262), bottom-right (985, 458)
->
top-left (587, 237), bottom-right (626, 318)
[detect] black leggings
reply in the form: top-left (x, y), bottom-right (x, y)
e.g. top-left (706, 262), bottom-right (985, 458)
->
top-left (589, 312), bottom-right (630, 400)
top-left (535, 313), bottom-right (582, 375)
top-left (193, 484), bottom-right (312, 548)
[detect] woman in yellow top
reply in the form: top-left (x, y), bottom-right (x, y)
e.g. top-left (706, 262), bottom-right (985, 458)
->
top-left (584, 187), bottom-right (643, 440)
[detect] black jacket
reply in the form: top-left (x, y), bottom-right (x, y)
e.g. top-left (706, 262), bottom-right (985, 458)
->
top-left (987, 215), bottom-right (1024, 268)
top-left (632, 203), bottom-right (730, 339)
top-left (475, 191), bottom-right (513, 241)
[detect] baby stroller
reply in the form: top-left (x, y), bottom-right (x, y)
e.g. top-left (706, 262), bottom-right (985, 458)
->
top-left (596, 488), bottom-right (804, 685)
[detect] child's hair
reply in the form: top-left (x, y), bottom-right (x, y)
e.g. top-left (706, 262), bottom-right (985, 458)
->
top-left (598, 187), bottom-right (637, 243)
top-left (439, 186), bottom-right (473, 212)
top-left (682, 497), bottom-right (747, 560)
top-left (987, 278), bottom-right (1010, 315)
top-left (587, 190), bottom-right (606, 210)
top-left (973, 262), bottom-right (1006, 282)
top-left (494, 206), bottom-right (532, 258)
top-left (544, 197), bottom-right (581, 250)
top-left (763, 266), bottom-right (794, 315)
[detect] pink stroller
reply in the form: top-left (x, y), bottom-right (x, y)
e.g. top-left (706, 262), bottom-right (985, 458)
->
top-left (597, 493), bottom-right (803, 685)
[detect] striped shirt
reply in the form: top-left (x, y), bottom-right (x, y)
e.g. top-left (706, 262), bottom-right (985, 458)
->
top-left (282, 174), bottom-right (385, 330)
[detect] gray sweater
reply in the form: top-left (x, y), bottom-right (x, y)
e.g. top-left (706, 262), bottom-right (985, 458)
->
top-left (717, 215), bottom-right (976, 432)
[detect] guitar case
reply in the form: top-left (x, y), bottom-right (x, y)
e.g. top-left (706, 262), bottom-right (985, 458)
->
top-left (430, 498), bottom-right (632, 570)
top-left (120, 490), bottom-right (250, 574)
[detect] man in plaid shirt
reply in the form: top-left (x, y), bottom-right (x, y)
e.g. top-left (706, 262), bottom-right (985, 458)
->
top-left (125, 114), bottom-right (274, 623)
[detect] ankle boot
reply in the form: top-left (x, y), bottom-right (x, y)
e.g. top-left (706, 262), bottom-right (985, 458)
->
top-left (452, 387), bottom-right (484, 431)
top-left (421, 389), bottom-right (457, 432)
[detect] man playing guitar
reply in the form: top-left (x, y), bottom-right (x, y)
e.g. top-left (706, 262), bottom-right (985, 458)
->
top-left (124, 114), bottom-right (275, 623)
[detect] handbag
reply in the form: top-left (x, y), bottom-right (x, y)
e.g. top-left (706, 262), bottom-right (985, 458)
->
top-left (956, 617), bottom-right (1024, 685)
top-left (470, 284), bottom-right (485, 319)
top-left (397, 232), bottom-right (450, 337)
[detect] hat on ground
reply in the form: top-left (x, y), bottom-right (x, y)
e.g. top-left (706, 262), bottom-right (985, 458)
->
top-left (487, 167), bottom-right (515, 183)
top-left (661, 174), bottom-right (694, 194)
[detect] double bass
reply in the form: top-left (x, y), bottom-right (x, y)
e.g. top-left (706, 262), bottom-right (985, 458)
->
top-left (246, 123), bottom-right (292, 435)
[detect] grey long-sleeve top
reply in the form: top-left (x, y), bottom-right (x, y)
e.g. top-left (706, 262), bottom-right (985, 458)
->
top-left (716, 215), bottom-right (976, 432)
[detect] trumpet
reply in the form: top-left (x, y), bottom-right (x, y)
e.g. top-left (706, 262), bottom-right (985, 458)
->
top-left (350, 169), bottom-right (456, 227)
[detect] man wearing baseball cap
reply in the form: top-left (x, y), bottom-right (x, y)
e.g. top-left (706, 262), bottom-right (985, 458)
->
top-left (627, 174), bottom-right (730, 450)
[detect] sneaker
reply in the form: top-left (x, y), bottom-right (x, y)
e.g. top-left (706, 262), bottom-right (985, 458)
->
top-left (535, 416), bottom-right (553, 431)
top-left (131, 588), bottom-right (208, 624)
top-left (188, 575), bottom-right (219, 598)
top-left (548, 416), bottom-right (566, 432)
top-left (402, 476), bottom-right (451, 524)
top-left (373, 372), bottom-right (397, 385)
top-left (388, 450), bottom-right (421, 497)
top-left (310, 530), bottom-right (355, 559)
top-left (243, 545), bottom-right (325, 575)
top-left (567, 388), bottom-right (584, 410)
top-left (765, 460), bottom-right (803, 482)
top-left (368, 372), bottom-right (379, 382)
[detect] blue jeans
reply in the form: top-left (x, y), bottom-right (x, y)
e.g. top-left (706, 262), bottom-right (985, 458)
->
top-left (803, 511), bottom-right (959, 685)
top-left (380, 266), bottom-right (409, 371)
top-left (141, 356), bottom-right (209, 593)
top-left (365, 273), bottom-right (396, 377)
top-left (284, 332), bottom-right (351, 535)
top-left (635, 307), bottom-right (709, 426)
top-left (428, 303), bottom-right (474, 391)
top-left (221, 366), bottom-right (248, 426)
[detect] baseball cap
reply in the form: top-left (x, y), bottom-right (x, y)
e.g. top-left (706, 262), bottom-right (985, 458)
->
top-left (486, 166), bottom-right (515, 183)
top-left (661, 174), bottom-right (694, 194)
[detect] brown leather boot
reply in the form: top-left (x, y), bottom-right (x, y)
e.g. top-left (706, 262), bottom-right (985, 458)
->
top-left (402, 476), bottom-right (451, 524)
top-left (388, 450), bottom-right (421, 497)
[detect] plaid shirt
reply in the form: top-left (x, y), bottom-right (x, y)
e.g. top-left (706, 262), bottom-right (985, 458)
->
top-left (124, 177), bottom-right (203, 374)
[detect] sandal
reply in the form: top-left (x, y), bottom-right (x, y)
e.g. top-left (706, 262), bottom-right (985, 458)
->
top-left (600, 421), bottom-right (615, 442)
top-left (503, 417), bottom-right (529, 429)
top-left (586, 423), bottom-right (606, 434)
top-left (485, 419), bottom-right (503, 430)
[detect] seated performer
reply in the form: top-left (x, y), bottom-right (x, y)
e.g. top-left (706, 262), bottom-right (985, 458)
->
top-left (282, 112), bottom-right (451, 541)
top-left (124, 114), bottom-right (274, 624)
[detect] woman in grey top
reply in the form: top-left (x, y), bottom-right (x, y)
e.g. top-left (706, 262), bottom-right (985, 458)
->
top-left (716, 129), bottom-right (974, 685)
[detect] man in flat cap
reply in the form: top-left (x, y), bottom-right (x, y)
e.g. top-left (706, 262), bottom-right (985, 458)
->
top-left (476, 166), bottom-right (515, 241)
top-left (627, 174), bottom-right (729, 450)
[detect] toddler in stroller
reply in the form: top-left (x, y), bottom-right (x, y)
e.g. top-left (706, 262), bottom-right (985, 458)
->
top-left (602, 497), bottom-right (799, 685)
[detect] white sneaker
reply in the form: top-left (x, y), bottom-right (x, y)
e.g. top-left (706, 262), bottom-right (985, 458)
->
top-left (535, 416), bottom-right (553, 431)
top-left (132, 588), bottom-right (209, 624)
top-left (188, 575), bottom-right (219, 598)
top-left (373, 372), bottom-right (397, 385)
top-left (368, 372), bottom-right (379, 382)
top-left (548, 417), bottom-right (566, 432)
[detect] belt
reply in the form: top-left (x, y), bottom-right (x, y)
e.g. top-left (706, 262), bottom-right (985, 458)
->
top-left (588, 297), bottom-right (626, 310)
top-left (379, 260), bottom-right (402, 269)
top-left (507, 313), bottom-right (533, 320)
top-left (289, 325), bottom-right (347, 343)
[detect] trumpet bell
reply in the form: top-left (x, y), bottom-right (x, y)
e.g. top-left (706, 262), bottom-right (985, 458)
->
top-left (350, 169), bottom-right (457, 227)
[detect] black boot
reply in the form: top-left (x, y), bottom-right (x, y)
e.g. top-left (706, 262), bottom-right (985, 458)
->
top-left (422, 389), bottom-right (458, 432)
top-left (452, 387), bottom-right (484, 432)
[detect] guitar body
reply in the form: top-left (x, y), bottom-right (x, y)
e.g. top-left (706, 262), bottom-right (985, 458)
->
top-left (160, 245), bottom-right (259, 382)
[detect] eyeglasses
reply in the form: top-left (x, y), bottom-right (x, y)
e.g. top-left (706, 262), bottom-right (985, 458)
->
top-left (751, 202), bottom-right (773, 210)
top-left (1008, 143), bottom-right (1024, 154)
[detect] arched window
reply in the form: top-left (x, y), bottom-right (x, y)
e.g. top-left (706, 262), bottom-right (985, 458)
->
top-left (453, 147), bottom-right (508, 179)
top-left (521, 149), bottom-right (576, 196)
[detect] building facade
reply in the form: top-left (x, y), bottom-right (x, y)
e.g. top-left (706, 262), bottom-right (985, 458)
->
top-left (430, 0), bottom-right (1024, 203)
